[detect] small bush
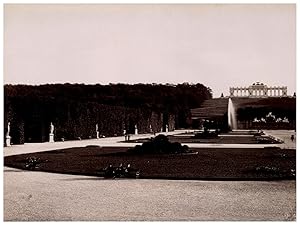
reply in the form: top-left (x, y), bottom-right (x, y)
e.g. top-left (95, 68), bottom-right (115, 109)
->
top-left (130, 134), bottom-right (190, 154)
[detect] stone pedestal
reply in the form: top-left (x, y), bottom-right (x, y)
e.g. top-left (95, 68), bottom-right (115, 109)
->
top-left (6, 136), bottom-right (11, 147)
top-left (49, 134), bottom-right (54, 143)
top-left (135, 128), bottom-right (138, 135)
top-left (96, 131), bottom-right (99, 139)
top-left (166, 126), bottom-right (168, 133)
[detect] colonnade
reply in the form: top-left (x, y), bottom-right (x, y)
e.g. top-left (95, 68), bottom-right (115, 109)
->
top-left (229, 85), bottom-right (287, 97)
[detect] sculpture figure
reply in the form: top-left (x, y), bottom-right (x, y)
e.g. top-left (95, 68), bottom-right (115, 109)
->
top-left (7, 122), bottom-right (10, 137)
top-left (6, 122), bottom-right (11, 147)
top-left (49, 122), bottom-right (55, 143)
top-left (96, 123), bottom-right (99, 139)
top-left (50, 122), bottom-right (54, 134)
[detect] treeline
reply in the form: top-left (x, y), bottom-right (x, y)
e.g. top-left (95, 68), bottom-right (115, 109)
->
top-left (4, 83), bottom-right (212, 143)
top-left (236, 97), bottom-right (296, 130)
top-left (236, 98), bottom-right (296, 121)
top-left (5, 83), bottom-right (211, 110)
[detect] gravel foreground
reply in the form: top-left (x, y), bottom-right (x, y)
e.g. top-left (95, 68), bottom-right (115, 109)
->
top-left (4, 167), bottom-right (296, 221)
top-left (4, 130), bottom-right (296, 221)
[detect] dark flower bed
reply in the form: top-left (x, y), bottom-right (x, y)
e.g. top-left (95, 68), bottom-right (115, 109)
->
top-left (4, 145), bottom-right (296, 180)
top-left (128, 134), bottom-right (193, 154)
top-left (124, 132), bottom-right (281, 144)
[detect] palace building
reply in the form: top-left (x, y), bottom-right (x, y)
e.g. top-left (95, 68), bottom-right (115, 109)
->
top-left (229, 82), bottom-right (287, 98)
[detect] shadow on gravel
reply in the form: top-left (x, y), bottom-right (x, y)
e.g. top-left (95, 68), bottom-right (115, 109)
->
top-left (4, 168), bottom-right (30, 173)
top-left (60, 177), bottom-right (104, 181)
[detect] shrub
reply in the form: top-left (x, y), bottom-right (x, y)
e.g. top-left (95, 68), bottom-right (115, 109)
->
top-left (130, 134), bottom-right (190, 154)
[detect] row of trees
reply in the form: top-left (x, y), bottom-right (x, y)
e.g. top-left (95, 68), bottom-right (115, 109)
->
top-left (4, 83), bottom-right (212, 143)
top-left (5, 83), bottom-right (212, 116)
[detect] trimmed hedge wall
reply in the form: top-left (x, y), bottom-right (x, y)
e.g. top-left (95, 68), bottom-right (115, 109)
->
top-left (4, 83), bottom-right (212, 144)
top-left (4, 100), bottom-right (174, 144)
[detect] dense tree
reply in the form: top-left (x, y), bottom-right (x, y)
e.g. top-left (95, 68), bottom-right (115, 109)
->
top-left (4, 83), bottom-right (212, 143)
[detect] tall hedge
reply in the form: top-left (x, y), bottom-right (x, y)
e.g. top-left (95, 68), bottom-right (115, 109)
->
top-left (4, 83), bottom-right (211, 144)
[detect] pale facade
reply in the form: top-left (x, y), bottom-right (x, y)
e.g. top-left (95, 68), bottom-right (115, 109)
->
top-left (229, 82), bottom-right (287, 97)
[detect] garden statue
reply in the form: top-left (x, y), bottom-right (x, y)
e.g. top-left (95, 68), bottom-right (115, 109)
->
top-left (6, 122), bottom-right (10, 137)
top-left (49, 122), bottom-right (54, 142)
top-left (50, 122), bottom-right (54, 134)
top-left (135, 124), bottom-right (138, 135)
top-left (6, 122), bottom-right (11, 147)
top-left (96, 123), bottom-right (99, 139)
top-left (166, 124), bottom-right (169, 133)
top-left (124, 129), bottom-right (128, 141)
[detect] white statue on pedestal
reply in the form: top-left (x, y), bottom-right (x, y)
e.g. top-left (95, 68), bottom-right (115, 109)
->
top-left (50, 122), bottom-right (54, 134)
top-left (96, 123), bottom-right (99, 139)
top-left (6, 122), bottom-right (11, 147)
top-left (6, 122), bottom-right (10, 137)
top-left (49, 122), bottom-right (54, 142)
top-left (166, 124), bottom-right (169, 133)
top-left (135, 124), bottom-right (138, 135)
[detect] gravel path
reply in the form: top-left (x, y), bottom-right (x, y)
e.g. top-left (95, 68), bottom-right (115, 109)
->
top-left (4, 129), bottom-right (292, 157)
top-left (4, 167), bottom-right (295, 221)
top-left (4, 129), bottom-right (296, 221)
top-left (264, 130), bottom-right (296, 149)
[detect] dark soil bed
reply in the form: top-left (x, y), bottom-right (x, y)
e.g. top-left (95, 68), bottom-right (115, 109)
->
top-left (125, 135), bottom-right (279, 144)
top-left (4, 146), bottom-right (296, 180)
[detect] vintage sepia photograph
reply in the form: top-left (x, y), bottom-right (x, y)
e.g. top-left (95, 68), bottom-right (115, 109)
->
top-left (3, 2), bottom-right (296, 221)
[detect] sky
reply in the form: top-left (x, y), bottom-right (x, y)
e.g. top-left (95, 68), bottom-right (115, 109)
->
top-left (4, 4), bottom-right (296, 98)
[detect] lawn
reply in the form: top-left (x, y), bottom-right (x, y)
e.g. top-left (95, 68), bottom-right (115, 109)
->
top-left (4, 145), bottom-right (295, 180)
